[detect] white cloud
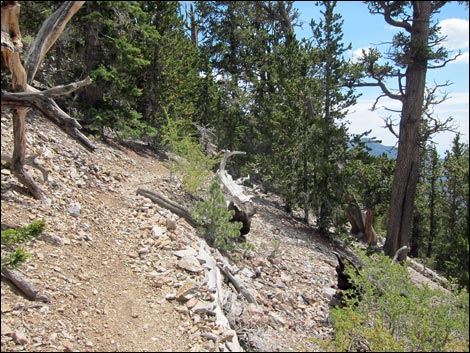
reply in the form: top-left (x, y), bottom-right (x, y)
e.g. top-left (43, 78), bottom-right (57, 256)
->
top-left (438, 18), bottom-right (469, 51)
top-left (449, 51), bottom-right (469, 64)
top-left (345, 96), bottom-right (401, 146)
top-left (346, 92), bottom-right (469, 155)
top-left (348, 47), bottom-right (373, 63)
top-left (438, 91), bottom-right (469, 107)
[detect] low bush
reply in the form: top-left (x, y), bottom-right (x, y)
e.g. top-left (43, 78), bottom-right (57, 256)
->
top-left (1, 219), bottom-right (45, 270)
top-left (316, 250), bottom-right (469, 352)
top-left (190, 179), bottom-right (243, 251)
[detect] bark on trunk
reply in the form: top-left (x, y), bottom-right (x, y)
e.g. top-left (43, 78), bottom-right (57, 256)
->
top-left (136, 188), bottom-right (198, 228)
top-left (345, 195), bottom-right (378, 245)
top-left (384, 2), bottom-right (431, 257)
top-left (1, 1), bottom-right (93, 199)
top-left (2, 268), bottom-right (50, 303)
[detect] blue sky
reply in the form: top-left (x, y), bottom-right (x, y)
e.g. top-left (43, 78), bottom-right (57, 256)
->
top-left (293, 1), bottom-right (469, 155)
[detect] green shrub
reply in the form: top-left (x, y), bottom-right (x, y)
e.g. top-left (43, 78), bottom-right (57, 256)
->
top-left (316, 250), bottom-right (469, 352)
top-left (1, 220), bottom-right (45, 271)
top-left (190, 179), bottom-right (243, 251)
top-left (161, 110), bottom-right (218, 195)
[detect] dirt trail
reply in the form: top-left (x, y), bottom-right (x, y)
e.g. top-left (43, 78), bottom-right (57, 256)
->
top-left (1, 112), bottom-right (202, 351)
top-left (3, 111), bottom-right (441, 352)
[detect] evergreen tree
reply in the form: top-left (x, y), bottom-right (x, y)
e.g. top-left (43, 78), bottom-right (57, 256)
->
top-left (356, 2), bottom-right (463, 257)
top-left (137, 1), bottom-right (200, 146)
top-left (72, 1), bottom-right (150, 139)
top-left (434, 135), bottom-right (469, 288)
top-left (195, 1), bottom-right (254, 151)
top-left (411, 144), bottom-right (442, 258)
top-left (346, 146), bottom-right (395, 235)
top-left (308, 1), bottom-right (357, 234)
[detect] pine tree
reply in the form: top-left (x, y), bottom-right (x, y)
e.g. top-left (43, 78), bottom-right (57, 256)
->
top-left (308, 1), bottom-right (357, 234)
top-left (355, 2), bottom-right (463, 257)
top-left (195, 1), bottom-right (254, 151)
top-left (433, 135), bottom-right (469, 288)
top-left (137, 1), bottom-right (200, 146)
top-left (190, 179), bottom-right (242, 251)
top-left (411, 144), bottom-right (442, 258)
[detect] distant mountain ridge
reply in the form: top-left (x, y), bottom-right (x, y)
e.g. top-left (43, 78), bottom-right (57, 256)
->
top-left (361, 138), bottom-right (398, 158)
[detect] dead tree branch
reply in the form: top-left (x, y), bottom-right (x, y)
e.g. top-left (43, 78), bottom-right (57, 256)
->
top-left (136, 188), bottom-right (198, 228)
top-left (1, 153), bottom-right (49, 182)
top-left (1, 1), bottom-right (94, 199)
top-left (2, 268), bottom-right (50, 303)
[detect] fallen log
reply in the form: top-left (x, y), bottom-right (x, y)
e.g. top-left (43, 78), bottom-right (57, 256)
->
top-left (136, 188), bottom-right (198, 228)
top-left (2, 268), bottom-right (50, 303)
top-left (217, 262), bottom-right (258, 305)
top-left (197, 241), bottom-right (243, 352)
top-left (407, 257), bottom-right (449, 287)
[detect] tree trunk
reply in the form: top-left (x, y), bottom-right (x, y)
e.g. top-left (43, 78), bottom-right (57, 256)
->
top-left (346, 194), bottom-right (364, 235)
top-left (1, 1), bottom-right (93, 199)
top-left (82, 2), bottom-right (104, 108)
top-left (216, 150), bottom-right (255, 238)
top-left (427, 150), bottom-right (438, 258)
top-left (384, 2), bottom-right (431, 257)
top-left (2, 1), bottom-right (43, 199)
top-left (345, 195), bottom-right (377, 245)
top-left (364, 208), bottom-right (377, 246)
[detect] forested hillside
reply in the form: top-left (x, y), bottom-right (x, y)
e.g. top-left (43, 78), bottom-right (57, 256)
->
top-left (1, 1), bottom-right (468, 352)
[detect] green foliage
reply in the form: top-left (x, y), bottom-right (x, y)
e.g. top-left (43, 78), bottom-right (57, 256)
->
top-left (317, 250), bottom-right (469, 352)
top-left (412, 136), bottom-right (469, 289)
top-left (161, 110), bottom-right (218, 195)
top-left (11, 1), bottom-right (467, 289)
top-left (1, 220), bottom-right (46, 271)
top-left (345, 142), bottom-right (395, 234)
top-left (433, 135), bottom-right (469, 288)
top-left (190, 179), bottom-right (243, 251)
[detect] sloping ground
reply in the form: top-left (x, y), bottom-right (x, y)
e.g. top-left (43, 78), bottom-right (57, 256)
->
top-left (1, 110), bottom-right (443, 352)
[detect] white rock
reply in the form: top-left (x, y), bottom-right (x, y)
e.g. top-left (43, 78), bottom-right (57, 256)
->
top-left (67, 203), bottom-right (81, 218)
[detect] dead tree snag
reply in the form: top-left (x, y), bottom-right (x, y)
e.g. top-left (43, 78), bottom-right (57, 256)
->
top-left (1, 1), bottom-right (94, 199)
top-left (216, 150), bottom-right (256, 239)
top-left (345, 195), bottom-right (378, 246)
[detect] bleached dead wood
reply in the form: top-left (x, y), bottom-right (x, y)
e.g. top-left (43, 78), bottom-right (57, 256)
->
top-left (216, 150), bottom-right (255, 238)
top-left (1, 268), bottom-right (50, 303)
top-left (1, 1), bottom-right (93, 199)
top-left (1, 153), bottom-right (49, 182)
top-left (136, 188), bottom-right (198, 228)
top-left (216, 150), bottom-right (254, 204)
top-left (407, 258), bottom-right (449, 287)
top-left (217, 263), bottom-right (258, 305)
top-left (198, 241), bottom-right (243, 352)
top-left (392, 245), bottom-right (409, 265)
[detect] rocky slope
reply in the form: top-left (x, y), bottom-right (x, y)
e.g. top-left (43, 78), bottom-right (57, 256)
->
top-left (1, 110), bottom-right (442, 352)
